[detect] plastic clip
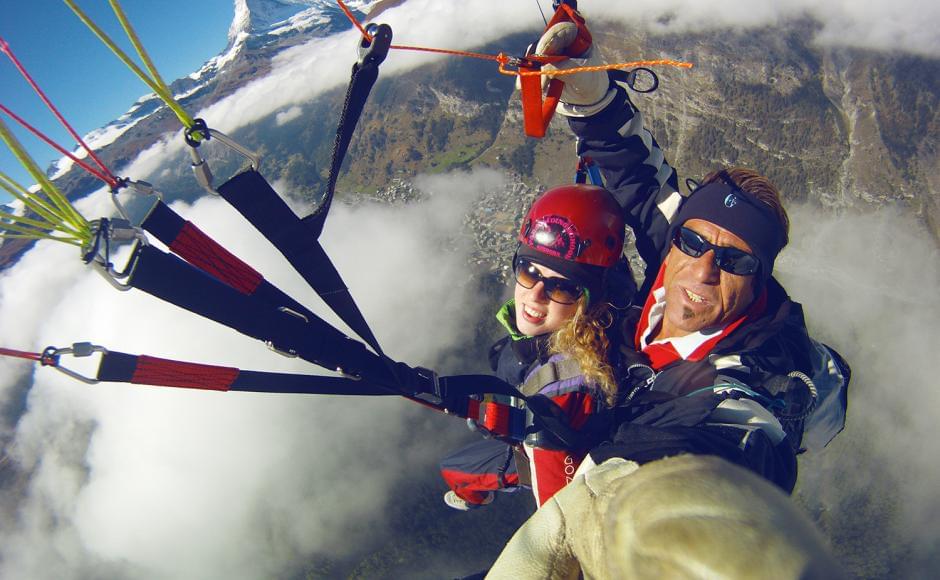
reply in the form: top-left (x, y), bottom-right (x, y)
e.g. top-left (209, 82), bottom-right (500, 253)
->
top-left (81, 217), bottom-right (148, 291)
top-left (40, 342), bottom-right (108, 385)
top-left (357, 23), bottom-right (392, 68)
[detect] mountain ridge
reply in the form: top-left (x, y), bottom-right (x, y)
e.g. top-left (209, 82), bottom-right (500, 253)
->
top-left (3, 3), bottom-right (938, 268)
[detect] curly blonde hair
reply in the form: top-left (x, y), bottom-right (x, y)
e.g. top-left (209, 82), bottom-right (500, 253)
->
top-left (549, 296), bottom-right (619, 407)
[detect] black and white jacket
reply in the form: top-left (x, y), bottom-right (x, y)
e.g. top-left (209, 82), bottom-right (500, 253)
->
top-left (568, 86), bottom-right (849, 492)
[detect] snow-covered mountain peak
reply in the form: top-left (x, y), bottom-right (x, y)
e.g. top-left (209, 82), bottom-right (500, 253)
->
top-left (227, 0), bottom-right (378, 48)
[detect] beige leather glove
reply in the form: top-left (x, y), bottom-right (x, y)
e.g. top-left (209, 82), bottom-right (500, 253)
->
top-left (487, 455), bottom-right (846, 580)
top-left (536, 21), bottom-right (615, 117)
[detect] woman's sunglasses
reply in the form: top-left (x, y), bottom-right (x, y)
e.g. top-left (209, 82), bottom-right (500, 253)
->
top-left (672, 227), bottom-right (760, 276)
top-left (513, 257), bottom-right (584, 305)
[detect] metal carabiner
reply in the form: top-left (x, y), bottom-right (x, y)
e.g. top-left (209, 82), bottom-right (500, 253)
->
top-left (110, 178), bottom-right (163, 224)
top-left (41, 342), bottom-right (108, 385)
top-left (81, 217), bottom-right (148, 291)
top-left (185, 118), bottom-right (262, 195)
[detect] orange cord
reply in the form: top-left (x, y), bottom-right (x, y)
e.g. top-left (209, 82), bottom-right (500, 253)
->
top-left (336, 0), bottom-right (693, 76)
top-left (338, 0), bottom-right (373, 41)
top-left (501, 58), bottom-right (694, 76)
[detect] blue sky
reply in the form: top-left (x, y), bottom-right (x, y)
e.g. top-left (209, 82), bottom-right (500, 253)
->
top-left (0, 0), bottom-right (235, 203)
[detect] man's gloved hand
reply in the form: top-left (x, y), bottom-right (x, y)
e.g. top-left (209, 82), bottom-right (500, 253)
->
top-left (536, 21), bottom-right (615, 117)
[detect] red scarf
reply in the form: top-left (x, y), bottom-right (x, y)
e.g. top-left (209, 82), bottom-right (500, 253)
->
top-left (635, 264), bottom-right (767, 370)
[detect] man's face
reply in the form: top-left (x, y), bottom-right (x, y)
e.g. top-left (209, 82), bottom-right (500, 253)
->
top-left (659, 218), bottom-right (757, 339)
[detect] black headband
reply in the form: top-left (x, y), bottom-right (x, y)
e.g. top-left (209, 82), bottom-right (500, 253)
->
top-left (670, 181), bottom-right (786, 281)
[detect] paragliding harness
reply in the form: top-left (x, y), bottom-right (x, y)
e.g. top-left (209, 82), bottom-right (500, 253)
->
top-left (73, 21), bottom-right (525, 422)
top-left (0, 1), bottom-right (684, 446)
top-left (0, 6), bottom-right (561, 446)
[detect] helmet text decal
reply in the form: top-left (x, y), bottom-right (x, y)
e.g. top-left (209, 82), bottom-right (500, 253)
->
top-left (527, 216), bottom-right (581, 260)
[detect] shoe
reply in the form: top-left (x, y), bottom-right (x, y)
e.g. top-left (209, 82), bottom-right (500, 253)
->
top-left (443, 490), bottom-right (494, 511)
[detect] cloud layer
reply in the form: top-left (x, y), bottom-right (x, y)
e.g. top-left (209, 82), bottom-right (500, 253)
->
top-left (2, 0), bottom-right (939, 577)
top-left (0, 167), bottom-right (506, 579)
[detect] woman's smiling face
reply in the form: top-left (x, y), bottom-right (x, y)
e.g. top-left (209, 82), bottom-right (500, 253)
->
top-left (514, 261), bottom-right (580, 337)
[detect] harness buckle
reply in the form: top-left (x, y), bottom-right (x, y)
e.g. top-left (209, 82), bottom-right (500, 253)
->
top-left (265, 340), bottom-right (298, 358)
top-left (410, 366), bottom-right (444, 406)
top-left (335, 367), bottom-right (362, 381)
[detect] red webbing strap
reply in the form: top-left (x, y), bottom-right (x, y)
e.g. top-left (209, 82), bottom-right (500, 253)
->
top-left (518, 2), bottom-right (591, 138)
top-left (169, 221), bottom-right (263, 295)
top-left (466, 397), bottom-right (481, 421)
top-left (130, 355), bottom-right (239, 391)
top-left (482, 401), bottom-right (512, 434)
top-left (519, 74), bottom-right (565, 138)
top-left (464, 398), bottom-right (524, 440)
top-left (545, 3), bottom-right (591, 56)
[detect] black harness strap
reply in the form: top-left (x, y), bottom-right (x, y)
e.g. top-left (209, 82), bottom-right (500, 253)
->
top-left (140, 200), bottom-right (321, 323)
top-left (216, 170), bottom-right (381, 354)
top-left (96, 350), bottom-right (397, 395)
top-left (94, 349), bottom-right (521, 417)
top-left (306, 23), bottom-right (392, 236)
top-left (122, 244), bottom-right (522, 407)
top-left (216, 25), bottom-right (392, 356)
top-left (126, 244), bottom-right (397, 386)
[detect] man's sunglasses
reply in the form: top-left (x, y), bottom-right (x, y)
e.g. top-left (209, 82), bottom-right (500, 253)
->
top-left (672, 227), bottom-right (760, 276)
top-left (513, 257), bottom-right (584, 305)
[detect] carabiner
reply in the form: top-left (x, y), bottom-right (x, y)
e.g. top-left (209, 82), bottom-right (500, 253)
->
top-left (81, 217), bottom-right (148, 291)
top-left (110, 178), bottom-right (163, 224)
top-left (625, 67), bottom-right (659, 93)
top-left (185, 118), bottom-right (262, 195)
top-left (40, 342), bottom-right (108, 385)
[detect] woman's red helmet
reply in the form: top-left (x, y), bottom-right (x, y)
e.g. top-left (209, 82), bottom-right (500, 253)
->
top-left (519, 184), bottom-right (625, 268)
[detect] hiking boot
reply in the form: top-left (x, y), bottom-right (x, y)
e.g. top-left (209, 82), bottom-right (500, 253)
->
top-left (443, 490), bottom-right (494, 511)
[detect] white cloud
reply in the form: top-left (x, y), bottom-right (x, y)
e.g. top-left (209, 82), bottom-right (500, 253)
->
top-left (583, 0), bottom-right (940, 56)
top-left (3, 0), bottom-right (939, 576)
top-left (275, 105), bottom-right (303, 126)
top-left (0, 167), bottom-right (504, 579)
top-left (777, 206), bottom-right (940, 563)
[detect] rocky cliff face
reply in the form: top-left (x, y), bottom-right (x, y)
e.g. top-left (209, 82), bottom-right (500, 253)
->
top-left (338, 19), bottom-right (940, 234)
top-left (5, 4), bottom-right (938, 265)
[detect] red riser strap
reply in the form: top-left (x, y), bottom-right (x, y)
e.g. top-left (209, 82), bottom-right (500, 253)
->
top-left (131, 355), bottom-right (239, 391)
top-left (169, 222), bottom-right (263, 295)
top-left (481, 401), bottom-right (512, 436)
